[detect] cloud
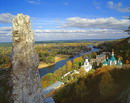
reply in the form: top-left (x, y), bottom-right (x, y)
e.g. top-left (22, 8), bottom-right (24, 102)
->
top-left (27, 0), bottom-right (41, 5)
top-left (34, 29), bottom-right (122, 34)
top-left (34, 28), bottom-right (127, 40)
top-left (0, 27), bottom-right (12, 36)
top-left (0, 16), bottom-right (129, 41)
top-left (63, 17), bottom-right (129, 30)
top-left (0, 27), bottom-right (128, 41)
top-left (0, 27), bottom-right (12, 31)
top-left (33, 16), bottom-right (129, 40)
top-left (0, 13), bottom-right (14, 24)
top-left (107, 1), bottom-right (130, 13)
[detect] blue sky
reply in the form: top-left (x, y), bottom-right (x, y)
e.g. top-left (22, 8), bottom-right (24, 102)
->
top-left (0, 0), bottom-right (130, 42)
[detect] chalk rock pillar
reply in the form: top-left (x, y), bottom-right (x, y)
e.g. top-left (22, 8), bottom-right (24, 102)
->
top-left (10, 14), bottom-right (43, 103)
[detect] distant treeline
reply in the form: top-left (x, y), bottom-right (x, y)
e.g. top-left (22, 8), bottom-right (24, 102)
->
top-left (35, 39), bottom-right (111, 44)
top-left (0, 43), bottom-right (12, 47)
top-left (0, 42), bottom-right (92, 68)
top-left (35, 42), bottom-right (91, 64)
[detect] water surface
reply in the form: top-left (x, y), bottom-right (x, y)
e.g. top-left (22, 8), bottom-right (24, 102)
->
top-left (39, 45), bottom-right (100, 77)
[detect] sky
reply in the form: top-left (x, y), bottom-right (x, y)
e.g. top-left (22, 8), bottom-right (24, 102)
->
top-left (0, 0), bottom-right (130, 42)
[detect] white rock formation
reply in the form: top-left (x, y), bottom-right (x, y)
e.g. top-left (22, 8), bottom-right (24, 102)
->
top-left (10, 14), bottom-right (44, 103)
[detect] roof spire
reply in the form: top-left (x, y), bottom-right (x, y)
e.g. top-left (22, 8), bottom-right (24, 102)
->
top-left (112, 49), bottom-right (114, 56)
top-left (85, 56), bottom-right (88, 59)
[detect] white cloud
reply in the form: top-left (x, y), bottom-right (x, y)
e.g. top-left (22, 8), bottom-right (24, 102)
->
top-left (0, 16), bottom-right (129, 41)
top-left (63, 17), bottom-right (129, 29)
top-left (0, 13), bottom-right (14, 24)
top-left (34, 28), bottom-right (127, 40)
top-left (27, 0), bottom-right (41, 5)
top-left (107, 1), bottom-right (130, 13)
top-left (0, 27), bottom-right (12, 36)
top-left (0, 27), bottom-right (12, 31)
top-left (34, 29), bottom-right (122, 34)
top-left (33, 16), bottom-right (129, 40)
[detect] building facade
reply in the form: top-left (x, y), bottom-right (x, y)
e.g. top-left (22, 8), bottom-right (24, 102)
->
top-left (82, 57), bottom-right (92, 72)
top-left (103, 51), bottom-right (122, 66)
top-left (90, 52), bottom-right (107, 66)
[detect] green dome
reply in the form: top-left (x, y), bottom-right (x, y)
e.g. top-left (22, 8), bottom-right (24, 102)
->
top-left (103, 60), bottom-right (108, 65)
top-left (110, 56), bottom-right (116, 61)
top-left (117, 60), bottom-right (122, 65)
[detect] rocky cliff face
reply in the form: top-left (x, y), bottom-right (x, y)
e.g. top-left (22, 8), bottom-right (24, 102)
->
top-left (10, 14), bottom-right (44, 103)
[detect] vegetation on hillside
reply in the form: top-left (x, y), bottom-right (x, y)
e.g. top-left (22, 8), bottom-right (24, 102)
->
top-left (0, 42), bottom-right (92, 68)
top-left (53, 37), bottom-right (130, 103)
top-left (35, 42), bottom-right (91, 64)
top-left (54, 65), bottom-right (130, 103)
top-left (97, 37), bottom-right (130, 63)
top-left (40, 50), bottom-right (99, 88)
top-left (0, 47), bottom-right (11, 68)
top-left (41, 56), bottom-right (85, 88)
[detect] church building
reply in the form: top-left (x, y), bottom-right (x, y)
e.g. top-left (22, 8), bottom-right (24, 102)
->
top-left (102, 51), bottom-right (122, 66)
top-left (82, 57), bottom-right (92, 72)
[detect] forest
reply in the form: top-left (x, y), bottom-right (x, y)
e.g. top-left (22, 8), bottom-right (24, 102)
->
top-left (0, 42), bottom-right (92, 68)
top-left (40, 51), bottom-right (98, 88)
top-left (0, 47), bottom-right (11, 68)
top-left (41, 56), bottom-right (84, 88)
top-left (97, 37), bottom-right (130, 63)
top-left (54, 65), bottom-right (130, 103)
top-left (35, 42), bottom-right (91, 64)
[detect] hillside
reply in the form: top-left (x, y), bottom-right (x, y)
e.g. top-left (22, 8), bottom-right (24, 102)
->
top-left (97, 37), bottom-right (130, 63)
top-left (53, 37), bottom-right (130, 103)
top-left (54, 65), bottom-right (130, 103)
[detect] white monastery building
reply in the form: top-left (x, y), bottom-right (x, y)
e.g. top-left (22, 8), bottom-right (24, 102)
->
top-left (82, 57), bottom-right (92, 72)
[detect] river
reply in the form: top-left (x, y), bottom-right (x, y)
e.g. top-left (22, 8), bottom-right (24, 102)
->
top-left (39, 45), bottom-right (100, 77)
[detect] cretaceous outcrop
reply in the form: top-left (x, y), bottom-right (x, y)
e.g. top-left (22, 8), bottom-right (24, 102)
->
top-left (10, 14), bottom-right (44, 103)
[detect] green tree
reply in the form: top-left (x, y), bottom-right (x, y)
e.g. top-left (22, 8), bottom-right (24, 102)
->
top-left (66, 60), bottom-right (73, 72)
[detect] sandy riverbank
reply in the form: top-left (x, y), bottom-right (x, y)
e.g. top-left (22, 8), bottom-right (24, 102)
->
top-left (38, 54), bottom-right (70, 69)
